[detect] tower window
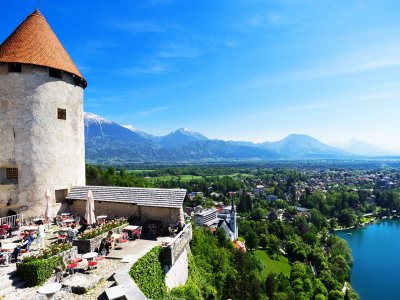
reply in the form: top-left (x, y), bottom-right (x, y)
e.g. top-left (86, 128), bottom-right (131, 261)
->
top-left (8, 63), bottom-right (22, 73)
top-left (0, 168), bottom-right (17, 184)
top-left (49, 68), bottom-right (63, 79)
top-left (6, 168), bottom-right (18, 180)
top-left (58, 108), bottom-right (66, 120)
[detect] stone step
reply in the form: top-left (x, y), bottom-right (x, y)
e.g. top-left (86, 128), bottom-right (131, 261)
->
top-left (0, 285), bottom-right (15, 298)
top-left (0, 278), bottom-right (26, 298)
top-left (0, 271), bottom-right (18, 285)
top-left (0, 269), bottom-right (17, 279)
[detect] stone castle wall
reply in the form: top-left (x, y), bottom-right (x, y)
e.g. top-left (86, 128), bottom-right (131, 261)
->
top-left (0, 64), bottom-right (85, 217)
top-left (68, 200), bottom-right (140, 219)
top-left (67, 200), bottom-right (182, 227)
top-left (165, 248), bottom-right (189, 290)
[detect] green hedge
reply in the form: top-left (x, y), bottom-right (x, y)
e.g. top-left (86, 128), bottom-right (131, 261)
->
top-left (129, 246), bottom-right (167, 299)
top-left (17, 255), bottom-right (62, 286)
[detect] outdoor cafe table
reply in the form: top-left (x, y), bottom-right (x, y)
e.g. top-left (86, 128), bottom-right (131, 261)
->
top-left (0, 243), bottom-right (17, 265)
top-left (37, 282), bottom-right (62, 299)
top-left (1, 242), bottom-right (19, 252)
top-left (82, 252), bottom-right (98, 262)
top-left (112, 233), bottom-right (121, 240)
top-left (123, 225), bottom-right (138, 239)
top-left (63, 219), bottom-right (75, 224)
top-left (24, 226), bottom-right (37, 233)
top-left (33, 217), bottom-right (45, 222)
top-left (97, 215), bottom-right (107, 224)
top-left (123, 225), bottom-right (139, 231)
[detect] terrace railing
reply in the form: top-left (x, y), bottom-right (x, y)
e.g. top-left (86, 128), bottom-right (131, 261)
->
top-left (163, 223), bottom-right (192, 267)
top-left (0, 213), bottom-right (23, 227)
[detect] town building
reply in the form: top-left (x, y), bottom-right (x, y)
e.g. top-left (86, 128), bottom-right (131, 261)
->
top-left (195, 200), bottom-right (238, 241)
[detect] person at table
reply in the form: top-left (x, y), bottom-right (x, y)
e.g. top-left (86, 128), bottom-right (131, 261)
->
top-left (77, 219), bottom-right (88, 234)
top-left (36, 220), bottom-right (46, 249)
top-left (12, 231), bottom-right (34, 262)
top-left (100, 231), bottom-right (114, 256)
top-left (67, 224), bottom-right (78, 242)
top-left (8, 219), bottom-right (21, 237)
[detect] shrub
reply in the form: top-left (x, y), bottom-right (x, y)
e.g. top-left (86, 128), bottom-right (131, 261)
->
top-left (17, 255), bottom-right (62, 286)
top-left (129, 246), bottom-right (167, 299)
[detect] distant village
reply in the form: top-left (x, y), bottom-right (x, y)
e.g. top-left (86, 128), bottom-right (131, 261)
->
top-left (188, 167), bottom-right (400, 241)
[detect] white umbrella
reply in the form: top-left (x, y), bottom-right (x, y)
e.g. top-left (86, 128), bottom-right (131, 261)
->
top-left (85, 190), bottom-right (96, 225)
top-left (45, 189), bottom-right (53, 223)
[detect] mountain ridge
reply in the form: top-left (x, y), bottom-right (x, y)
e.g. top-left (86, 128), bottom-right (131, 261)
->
top-left (84, 112), bottom-right (357, 163)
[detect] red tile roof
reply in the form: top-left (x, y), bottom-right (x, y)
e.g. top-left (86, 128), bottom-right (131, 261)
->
top-left (233, 240), bottom-right (246, 253)
top-left (0, 9), bottom-right (86, 85)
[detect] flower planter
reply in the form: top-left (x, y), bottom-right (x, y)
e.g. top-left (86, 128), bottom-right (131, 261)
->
top-left (73, 224), bottom-right (126, 253)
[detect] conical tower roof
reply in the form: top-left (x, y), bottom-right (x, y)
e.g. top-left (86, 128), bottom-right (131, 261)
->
top-left (0, 9), bottom-right (86, 87)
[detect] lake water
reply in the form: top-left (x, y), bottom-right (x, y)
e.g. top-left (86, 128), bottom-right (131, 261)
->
top-left (337, 219), bottom-right (400, 300)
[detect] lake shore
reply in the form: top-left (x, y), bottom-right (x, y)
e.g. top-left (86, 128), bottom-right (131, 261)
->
top-left (338, 219), bottom-right (400, 300)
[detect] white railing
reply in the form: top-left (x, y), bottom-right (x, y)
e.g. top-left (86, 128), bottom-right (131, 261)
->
top-left (0, 213), bottom-right (23, 227)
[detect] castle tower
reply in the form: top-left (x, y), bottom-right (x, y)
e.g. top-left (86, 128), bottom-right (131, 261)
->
top-left (0, 10), bottom-right (87, 218)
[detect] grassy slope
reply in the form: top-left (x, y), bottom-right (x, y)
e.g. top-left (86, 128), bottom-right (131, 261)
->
top-left (254, 250), bottom-right (291, 279)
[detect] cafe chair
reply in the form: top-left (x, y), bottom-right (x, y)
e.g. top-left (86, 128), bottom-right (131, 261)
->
top-left (88, 261), bottom-right (98, 271)
top-left (133, 226), bottom-right (142, 239)
top-left (67, 263), bottom-right (78, 274)
top-left (0, 228), bottom-right (7, 239)
top-left (57, 234), bottom-right (67, 243)
top-left (168, 226), bottom-right (177, 237)
top-left (95, 255), bottom-right (105, 261)
top-left (118, 238), bottom-right (128, 249)
top-left (148, 224), bottom-right (158, 238)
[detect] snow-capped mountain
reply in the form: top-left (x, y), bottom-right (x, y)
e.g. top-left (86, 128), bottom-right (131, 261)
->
top-left (122, 124), bottom-right (137, 132)
top-left (160, 127), bottom-right (208, 148)
top-left (84, 112), bottom-right (113, 126)
top-left (83, 112), bottom-right (356, 163)
top-left (123, 124), bottom-right (160, 141)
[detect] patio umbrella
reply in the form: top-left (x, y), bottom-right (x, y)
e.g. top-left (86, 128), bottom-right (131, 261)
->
top-left (45, 189), bottom-right (54, 223)
top-left (85, 190), bottom-right (96, 225)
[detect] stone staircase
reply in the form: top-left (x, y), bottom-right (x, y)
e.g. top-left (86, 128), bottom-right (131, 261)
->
top-left (0, 266), bottom-right (26, 298)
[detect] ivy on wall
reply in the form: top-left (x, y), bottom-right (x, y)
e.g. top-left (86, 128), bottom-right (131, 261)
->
top-left (129, 246), bottom-right (168, 299)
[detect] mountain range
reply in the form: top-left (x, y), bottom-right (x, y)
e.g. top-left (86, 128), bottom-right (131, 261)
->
top-left (83, 112), bottom-right (389, 164)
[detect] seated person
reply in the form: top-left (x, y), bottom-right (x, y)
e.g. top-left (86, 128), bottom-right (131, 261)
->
top-left (12, 231), bottom-right (34, 262)
top-left (67, 224), bottom-right (79, 241)
top-left (101, 231), bottom-right (114, 255)
top-left (9, 219), bottom-right (21, 236)
top-left (77, 219), bottom-right (88, 234)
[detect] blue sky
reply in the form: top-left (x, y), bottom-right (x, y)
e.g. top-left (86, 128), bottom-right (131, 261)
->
top-left (3, 1), bottom-right (400, 150)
